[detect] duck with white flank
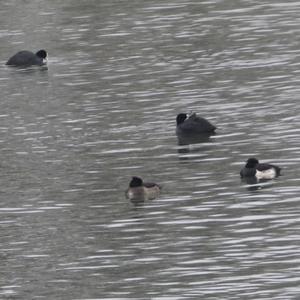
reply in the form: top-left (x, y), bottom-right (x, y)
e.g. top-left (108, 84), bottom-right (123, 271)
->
top-left (240, 158), bottom-right (281, 180)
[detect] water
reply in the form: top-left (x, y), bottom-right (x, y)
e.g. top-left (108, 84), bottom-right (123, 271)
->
top-left (0, 0), bottom-right (300, 299)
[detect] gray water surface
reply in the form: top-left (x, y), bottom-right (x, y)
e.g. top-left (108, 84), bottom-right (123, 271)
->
top-left (0, 0), bottom-right (300, 299)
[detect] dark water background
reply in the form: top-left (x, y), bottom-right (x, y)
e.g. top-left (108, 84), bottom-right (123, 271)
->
top-left (0, 0), bottom-right (300, 299)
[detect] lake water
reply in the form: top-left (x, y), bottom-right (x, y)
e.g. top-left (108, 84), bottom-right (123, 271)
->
top-left (0, 0), bottom-right (300, 299)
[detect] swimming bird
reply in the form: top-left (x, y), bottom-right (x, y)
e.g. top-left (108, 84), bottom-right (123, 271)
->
top-left (126, 176), bottom-right (161, 203)
top-left (176, 113), bottom-right (216, 135)
top-left (6, 49), bottom-right (47, 67)
top-left (240, 157), bottom-right (281, 180)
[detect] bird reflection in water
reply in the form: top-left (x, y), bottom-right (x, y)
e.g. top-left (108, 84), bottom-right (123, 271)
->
top-left (241, 177), bottom-right (276, 191)
top-left (177, 132), bottom-right (215, 155)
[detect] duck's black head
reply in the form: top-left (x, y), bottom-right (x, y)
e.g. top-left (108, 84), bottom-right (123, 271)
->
top-left (36, 49), bottom-right (47, 59)
top-left (245, 157), bottom-right (259, 168)
top-left (129, 176), bottom-right (143, 187)
top-left (176, 113), bottom-right (187, 125)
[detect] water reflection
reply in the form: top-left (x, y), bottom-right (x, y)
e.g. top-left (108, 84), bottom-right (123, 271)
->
top-left (176, 132), bottom-right (215, 160)
top-left (241, 177), bottom-right (279, 191)
top-left (177, 132), bottom-right (215, 146)
top-left (5, 65), bottom-right (48, 72)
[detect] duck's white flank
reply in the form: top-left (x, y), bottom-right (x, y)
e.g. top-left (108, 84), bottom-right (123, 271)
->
top-left (255, 168), bottom-right (277, 180)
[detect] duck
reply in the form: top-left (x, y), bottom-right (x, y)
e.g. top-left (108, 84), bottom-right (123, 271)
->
top-left (125, 176), bottom-right (161, 203)
top-left (176, 113), bottom-right (216, 135)
top-left (6, 49), bottom-right (47, 67)
top-left (240, 157), bottom-right (281, 180)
